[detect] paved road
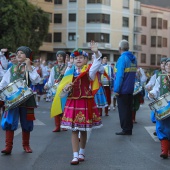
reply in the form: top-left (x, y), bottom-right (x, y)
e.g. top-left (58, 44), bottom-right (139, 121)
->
top-left (0, 99), bottom-right (170, 170)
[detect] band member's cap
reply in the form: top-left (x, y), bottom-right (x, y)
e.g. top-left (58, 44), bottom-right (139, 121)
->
top-left (165, 58), bottom-right (170, 64)
top-left (9, 53), bottom-right (16, 58)
top-left (56, 51), bottom-right (66, 58)
top-left (16, 46), bottom-right (32, 58)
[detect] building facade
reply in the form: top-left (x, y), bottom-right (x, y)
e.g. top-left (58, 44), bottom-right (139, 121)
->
top-left (138, 4), bottom-right (170, 69)
top-left (28, 0), bottom-right (141, 63)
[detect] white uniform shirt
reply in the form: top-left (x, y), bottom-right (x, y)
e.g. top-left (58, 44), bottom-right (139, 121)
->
top-left (0, 66), bottom-right (41, 90)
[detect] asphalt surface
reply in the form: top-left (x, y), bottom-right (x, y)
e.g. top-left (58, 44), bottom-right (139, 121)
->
top-left (0, 98), bottom-right (170, 170)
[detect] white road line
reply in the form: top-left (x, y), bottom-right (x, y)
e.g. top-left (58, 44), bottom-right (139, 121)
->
top-left (87, 131), bottom-right (91, 143)
top-left (145, 126), bottom-right (159, 142)
top-left (14, 128), bottom-right (22, 136)
top-left (14, 119), bottom-right (45, 136)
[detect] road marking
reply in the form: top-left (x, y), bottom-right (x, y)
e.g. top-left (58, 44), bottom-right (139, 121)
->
top-left (145, 126), bottom-right (159, 142)
top-left (14, 119), bottom-right (45, 136)
top-left (78, 130), bottom-right (91, 143)
top-left (87, 131), bottom-right (91, 143)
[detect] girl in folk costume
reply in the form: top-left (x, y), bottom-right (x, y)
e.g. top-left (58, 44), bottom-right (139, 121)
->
top-left (92, 54), bottom-right (108, 116)
top-left (149, 58), bottom-right (170, 159)
top-left (58, 43), bottom-right (102, 165)
top-left (0, 46), bottom-right (41, 154)
top-left (101, 56), bottom-right (114, 116)
top-left (44, 51), bottom-right (67, 132)
top-left (31, 59), bottom-right (44, 106)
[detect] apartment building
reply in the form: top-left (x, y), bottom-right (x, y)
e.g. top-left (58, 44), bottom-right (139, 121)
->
top-left (138, 4), bottom-right (170, 69)
top-left (28, 0), bottom-right (141, 63)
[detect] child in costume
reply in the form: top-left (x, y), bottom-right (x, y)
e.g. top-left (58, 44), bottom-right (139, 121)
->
top-left (101, 56), bottom-right (114, 115)
top-left (31, 59), bottom-right (44, 106)
top-left (149, 58), bottom-right (170, 159)
top-left (59, 43), bottom-right (102, 165)
top-left (0, 46), bottom-right (41, 154)
top-left (44, 51), bottom-right (67, 132)
top-left (92, 54), bottom-right (108, 116)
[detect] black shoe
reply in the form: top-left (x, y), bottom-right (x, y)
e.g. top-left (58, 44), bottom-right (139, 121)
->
top-left (115, 131), bottom-right (132, 135)
top-left (153, 131), bottom-right (157, 136)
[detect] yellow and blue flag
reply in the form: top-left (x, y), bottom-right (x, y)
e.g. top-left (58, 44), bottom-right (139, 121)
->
top-left (50, 65), bottom-right (74, 118)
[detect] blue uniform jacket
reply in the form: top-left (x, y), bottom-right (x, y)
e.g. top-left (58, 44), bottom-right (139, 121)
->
top-left (114, 51), bottom-right (137, 94)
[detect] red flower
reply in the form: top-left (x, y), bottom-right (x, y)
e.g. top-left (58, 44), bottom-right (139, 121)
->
top-left (74, 51), bottom-right (79, 56)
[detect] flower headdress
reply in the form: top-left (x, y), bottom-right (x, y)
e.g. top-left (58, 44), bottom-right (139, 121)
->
top-left (70, 48), bottom-right (88, 58)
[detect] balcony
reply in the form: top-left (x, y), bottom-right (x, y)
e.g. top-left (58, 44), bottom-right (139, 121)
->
top-left (133, 27), bottom-right (142, 33)
top-left (134, 9), bottom-right (141, 15)
top-left (133, 45), bottom-right (142, 51)
top-left (83, 43), bottom-right (111, 49)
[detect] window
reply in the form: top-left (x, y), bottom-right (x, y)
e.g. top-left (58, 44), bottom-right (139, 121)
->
top-left (44, 33), bottom-right (52, 42)
top-left (87, 0), bottom-right (110, 5)
top-left (122, 35), bottom-right (129, 41)
top-left (150, 54), bottom-right (156, 65)
top-left (114, 54), bottom-right (119, 62)
top-left (141, 16), bottom-right (147, 26)
top-left (157, 36), bottom-right (162, 47)
top-left (123, 0), bottom-right (129, 8)
top-left (123, 17), bottom-right (129, 27)
top-left (87, 33), bottom-right (109, 43)
top-left (163, 38), bottom-right (167, 47)
top-left (151, 36), bottom-right (156, 47)
top-left (141, 54), bottom-right (146, 63)
top-left (69, 14), bottom-right (76, 22)
top-left (69, 0), bottom-right (76, 2)
top-left (157, 54), bottom-right (161, 65)
top-left (158, 18), bottom-right (162, 29)
top-left (151, 18), bottom-right (156, 29)
top-left (54, 14), bottom-right (62, 23)
top-left (68, 33), bottom-right (76, 41)
top-left (54, 0), bottom-right (62, 4)
top-left (87, 0), bottom-right (102, 3)
top-left (54, 32), bottom-right (62, 42)
top-left (141, 35), bottom-right (146, 45)
top-left (45, 0), bottom-right (52, 2)
top-left (87, 14), bottom-right (110, 24)
top-left (163, 20), bottom-right (167, 29)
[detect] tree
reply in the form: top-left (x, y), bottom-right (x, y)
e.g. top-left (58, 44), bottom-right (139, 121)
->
top-left (0, 0), bottom-right (49, 54)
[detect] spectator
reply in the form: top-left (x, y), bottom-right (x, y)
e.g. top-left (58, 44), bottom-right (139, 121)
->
top-left (114, 40), bottom-right (137, 135)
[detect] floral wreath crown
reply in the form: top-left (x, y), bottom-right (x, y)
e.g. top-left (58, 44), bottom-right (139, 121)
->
top-left (70, 48), bottom-right (88, 58)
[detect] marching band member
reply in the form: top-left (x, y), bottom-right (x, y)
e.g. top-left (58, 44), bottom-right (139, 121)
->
top-left (146, 57), bottom-right (167, 97)
top-left (0, 49), bottom-right (8, 81)
top-left (57, 43), bottom-right (102, 165)
top-left (44, 51), bottom-right (66, 132)
top-left (31, 59), bottom-right (44, 106)
top-left (7, 53), bottom-right (18, 69)
top-left (146, 57), bottom-right (167, 136)
top-left (149, 58), bottom-right (170, 159)
top-left (101, 56), bottom-right (114, 116)
top-left (0, 46), bottom-right (41, 154)
top-left (45, 61), bottom-right (54, 102)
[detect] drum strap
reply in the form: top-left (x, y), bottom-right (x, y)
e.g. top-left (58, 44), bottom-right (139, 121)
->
top-left (25, 69), bottom-right (29, 86)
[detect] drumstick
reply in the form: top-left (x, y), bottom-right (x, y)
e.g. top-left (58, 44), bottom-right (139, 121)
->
top-left (145, 88), bottom-right (156, 101)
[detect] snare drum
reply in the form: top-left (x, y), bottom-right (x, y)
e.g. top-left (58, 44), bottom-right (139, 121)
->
top-left (0, 78), bottom-right (34, 111)
top-left (50, 83), bottom-right (59, 97)
top-left (149, 93), bottom-right (170, 120)
top-left (133, 82), bottom-right (142, 95)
